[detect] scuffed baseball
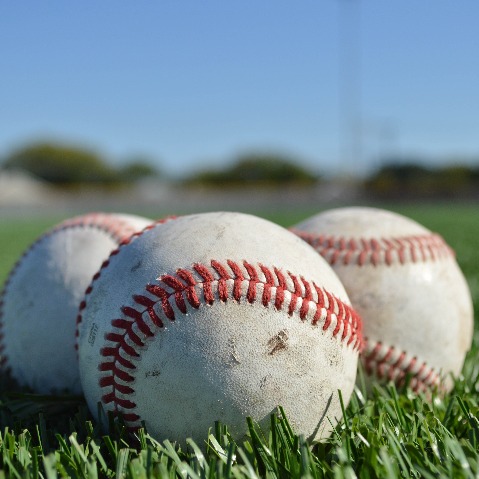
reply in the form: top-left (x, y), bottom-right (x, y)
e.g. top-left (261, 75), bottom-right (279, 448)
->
top-left (292, 206), bottom-right (474, 392)
top-left (77, 212), bottom-right (363, 444)
top-left (0, 212), bottom-right (153, 394)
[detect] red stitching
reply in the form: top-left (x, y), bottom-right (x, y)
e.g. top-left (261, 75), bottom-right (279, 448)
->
top-left (362, 338), bottom-right (441, 393)
top-left (97, 259), bottom-right (363, 430)
top-left (74, 216), bottom-right (176, 349)
top-left (58, 213), bottom-right (148, 244)
top-left (0, 213), bottom-right (165, 372)
top-left (291, 230), bottom-right (454, 267)
top-left (292, 228), bottom-right (451, 393)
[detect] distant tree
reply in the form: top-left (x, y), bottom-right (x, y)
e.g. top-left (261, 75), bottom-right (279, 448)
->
top-left (436, 165), bottom-right (477, 195)
top-left (119, 159), bottom-right (160, 182)
top-left (472, 166), bottom-right (479, 182)
top-left (2, 142), bottom-right (119, 185)
top-left (185, 153), bottom-right (319, 187)
top-left (365, 159), bottom-right (479, 198)
top-left (229, 154), bottom-right (318, 185)
top-left (371, 161), bottom-right (432, 181)
top-left (365, 161), bottom-right (434, 196)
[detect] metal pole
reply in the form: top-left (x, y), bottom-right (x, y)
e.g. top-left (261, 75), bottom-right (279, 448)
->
top-left (338, 0), bottom-right (362, 177)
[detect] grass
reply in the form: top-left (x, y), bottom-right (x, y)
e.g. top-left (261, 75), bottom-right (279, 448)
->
top-left (0, 203), bottom-right (478, 478)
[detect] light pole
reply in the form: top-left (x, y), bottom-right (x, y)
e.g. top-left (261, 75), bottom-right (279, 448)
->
top-left (338, 0), bottom-right (362, 178)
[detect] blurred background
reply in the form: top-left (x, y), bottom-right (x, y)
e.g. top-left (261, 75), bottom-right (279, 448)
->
top-left (1, 0), bottom-right (479, 217)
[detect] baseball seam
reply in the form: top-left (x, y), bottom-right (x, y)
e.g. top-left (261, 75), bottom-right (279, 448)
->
top-left (362, 339), bottom-right (442, 392)
top-left (0, 213), bottom-right (164, 371)
top-left (75, 216), bottom-right (176, 349)
top-left (291, 230), bottom-right (454, 267)
top-left (59, 213), bottom-right (149, 244)
top-left (94, 259), bottom-right (363, 430)
top-left (292, 227), bottom-right (453, 393)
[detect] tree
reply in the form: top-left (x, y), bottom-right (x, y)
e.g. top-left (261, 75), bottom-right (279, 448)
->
top-left (2, 142), bottom-right (119, 185)
top-left (185, 153), bottom-right (319, 187)
top-left (119, 159), bottom-right (160, 182)
top-left (365, 159), bottom-right (479, 198)
top-left (365, 161), bottom-right (434, 196)
top-left (436, 165), bottom-right (477, 196)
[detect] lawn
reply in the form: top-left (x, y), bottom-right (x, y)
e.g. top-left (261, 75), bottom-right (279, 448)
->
top-left (0, 203), bottom-right (478, 478)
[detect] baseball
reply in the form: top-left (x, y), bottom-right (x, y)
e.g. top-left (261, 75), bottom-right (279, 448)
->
top-left (77, 212), bottom-right (362, 444)
top-left (292, 206), bottom-right (474, 393)
top-left (0, 212), bottom-right (153, 394)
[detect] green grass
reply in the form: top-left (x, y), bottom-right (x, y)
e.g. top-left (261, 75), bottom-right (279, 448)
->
top-left (0, 203), bottom-right (478, 478)
top-left (0, 216), bottom-right (66, 285)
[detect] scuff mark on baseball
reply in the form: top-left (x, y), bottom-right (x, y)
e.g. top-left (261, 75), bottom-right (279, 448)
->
top-left (77, 211), bottom-right (363, 444)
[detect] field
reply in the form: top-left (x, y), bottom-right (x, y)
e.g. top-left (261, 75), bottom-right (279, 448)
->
top-left (0, 203), bottom-right (478, 478)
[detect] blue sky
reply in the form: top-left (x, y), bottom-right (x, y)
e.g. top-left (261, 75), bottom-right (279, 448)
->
top-left (1, 1), bottom-right (478, 177)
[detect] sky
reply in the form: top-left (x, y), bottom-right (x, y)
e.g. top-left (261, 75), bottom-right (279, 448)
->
top-left (1, 1), bottom-right (479, 178)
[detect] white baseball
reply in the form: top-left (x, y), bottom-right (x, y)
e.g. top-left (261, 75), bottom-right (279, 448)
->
top-left (77, 212), bottom-right (362, 444)
top-left (0, 212), bottom-right (153, 394)
top-left (292, 207), bottom-right (474, 392)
